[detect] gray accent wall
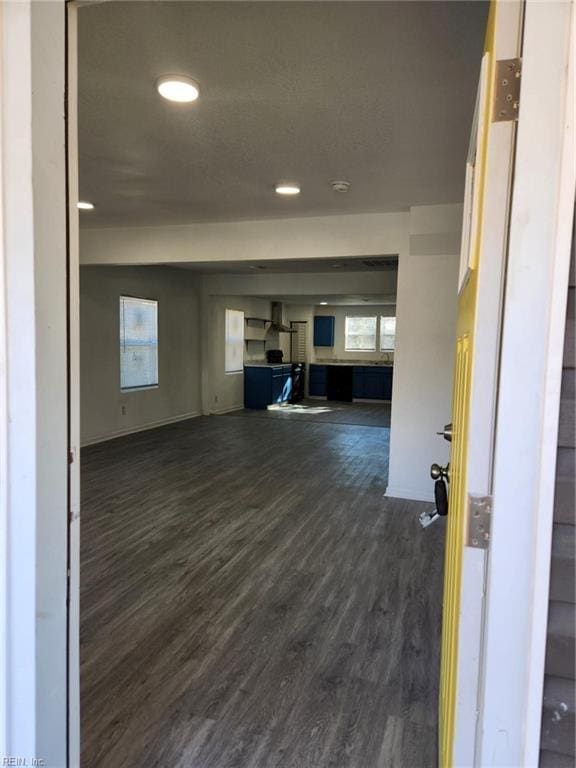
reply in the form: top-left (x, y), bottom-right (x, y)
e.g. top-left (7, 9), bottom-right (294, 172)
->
top-left (539, 221), bottom-right (576, 766)
top-left (80, 266), bottom-right (201, 445)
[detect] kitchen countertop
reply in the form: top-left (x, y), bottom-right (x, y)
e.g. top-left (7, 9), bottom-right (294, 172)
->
top-left (313, 361), bottom-right (394, 367)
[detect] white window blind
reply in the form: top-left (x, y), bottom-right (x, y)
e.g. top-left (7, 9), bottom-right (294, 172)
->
top-left (345, 316), bottom-right (377, 351)
top-left (120, 296), bottom-right (158, 390)
top-left (380, 316), bottom-right (396, 350)
top-left (290, 321), bottom-right (308, 362)
top-left (225, 309), bottom-right (244, 373)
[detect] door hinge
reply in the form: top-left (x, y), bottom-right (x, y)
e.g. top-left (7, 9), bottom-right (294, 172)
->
top-left (467, 494), bottom-right (492, 549)
top-left (493, 58), bottom-right (521, 122)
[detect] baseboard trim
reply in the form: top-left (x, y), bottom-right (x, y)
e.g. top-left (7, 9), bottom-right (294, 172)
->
top-left (82, 411), bottom-right (201, 447)
top-left (209, 405), bottom-right (244, 415)
top-left (385, 486), bottom-right (435, 503)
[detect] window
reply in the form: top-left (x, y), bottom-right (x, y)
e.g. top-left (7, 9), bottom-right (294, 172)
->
top-left (225, 308), bottom-right (244, 373)
top-left (380, 316), bottom-right (396, 350)
top-left (345, 316), bottom-right (377, 351)
top-left (120, 296), bottom-right (158, 390)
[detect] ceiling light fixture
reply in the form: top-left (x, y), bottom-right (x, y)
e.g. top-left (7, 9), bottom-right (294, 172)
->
top-left (320, 301), bottom-right (328, 305)
top-left (77, 201), bottom-right (94, 210)
top-left (156, 75), bottom-right (200, 103)
top-left (275, 184), bottom-right (300, 196)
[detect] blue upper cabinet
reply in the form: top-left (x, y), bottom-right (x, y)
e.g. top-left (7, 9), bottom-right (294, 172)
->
top-left (314, 316), bottom-right (335, 347)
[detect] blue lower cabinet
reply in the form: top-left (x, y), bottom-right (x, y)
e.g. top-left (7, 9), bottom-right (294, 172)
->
top-left (309, 364), bottom-right (327, 396)
top-left (352, 366), bottom-right (393, 401)
top-left (282, 365), bottom-right (293, 402)
top-left (271, 368), bottom-right (284, 404)
top-left (245, 365), bottom-right (293, 409)
top-left (352, 367), bottom-right (365, 398)
top-left (382, 366), bottom-right (393, 399)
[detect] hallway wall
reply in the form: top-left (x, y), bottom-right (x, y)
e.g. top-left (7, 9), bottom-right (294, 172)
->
top-left (80, 266), bottom-right (201, 444)
top-left (387, 204), bottom-right (461, 501)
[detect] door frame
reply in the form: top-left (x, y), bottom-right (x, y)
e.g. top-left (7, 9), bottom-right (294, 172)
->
top-left (477, 1), bottom-right (575, 765)
top-left (447, 4), bottom-right (525, 765)
top-left (0, 2), bottom-right (573, 766)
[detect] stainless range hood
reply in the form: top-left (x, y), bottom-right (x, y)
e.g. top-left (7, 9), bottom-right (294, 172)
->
top-left (269, 302), bottom-right (296, 334)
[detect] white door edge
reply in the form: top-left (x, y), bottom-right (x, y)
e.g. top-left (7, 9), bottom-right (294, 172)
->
top-left (478, 2), bottom-right (575, 765)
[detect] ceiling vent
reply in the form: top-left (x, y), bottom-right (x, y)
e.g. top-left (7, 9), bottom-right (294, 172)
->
top-left (362, 258), bottom-right (397, 269)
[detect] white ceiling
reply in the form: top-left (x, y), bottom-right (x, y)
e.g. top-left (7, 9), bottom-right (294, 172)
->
top-left (78, 1), bottom-right (488, 228)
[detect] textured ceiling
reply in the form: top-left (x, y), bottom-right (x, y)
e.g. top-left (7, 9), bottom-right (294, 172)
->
top-left (78, 1), bottom-right (488, 228)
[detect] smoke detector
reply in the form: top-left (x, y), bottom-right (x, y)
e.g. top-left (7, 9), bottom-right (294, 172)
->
top-left (330, 180), bottom-right (351, 193)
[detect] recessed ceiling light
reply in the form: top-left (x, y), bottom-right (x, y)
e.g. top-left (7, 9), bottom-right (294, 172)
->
top-left (77, 201), bottom-right (94, 210)
top-left (320, 301), bottom-right (328, 305)
top-left (331, 263), bottom-right (343, 268)
top-left (156, 75), bottom-right (200, 103)
top-left (275, 184), bottom-right (300, 196)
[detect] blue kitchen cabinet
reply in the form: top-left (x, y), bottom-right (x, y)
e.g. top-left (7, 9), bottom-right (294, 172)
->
top-left (313, 316), bottom-right (335, 347)
top-left (244, 365), bottom-right (292, 409)
top-left (352, 366), bottom-right (393, 401)
top-left (352, 367), bottom-right (365, 398)
top-left (382, 366), bottom-right (393, 400)
top-left (309, 364), bottom-right (327, 396)
top-left (273, 365), bottom-right (292, 404)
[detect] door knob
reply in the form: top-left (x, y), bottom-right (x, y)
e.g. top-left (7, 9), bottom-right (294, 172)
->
top-left (430, 462), bottom-right (450, 482)
top-left (436, 423), bottom-right (453, 442)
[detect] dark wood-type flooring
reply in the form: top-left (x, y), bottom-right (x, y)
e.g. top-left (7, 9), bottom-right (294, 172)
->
top-left (228, 400), bottom-right (392, 429)
top-left (81, 406), bottom-right (445, 768)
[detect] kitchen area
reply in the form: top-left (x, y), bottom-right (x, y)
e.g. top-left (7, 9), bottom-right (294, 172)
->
top-left (242, 299), bottom-right (395, 413)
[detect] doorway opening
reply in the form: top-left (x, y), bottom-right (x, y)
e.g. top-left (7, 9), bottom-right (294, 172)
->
top-left (73, 2), bottom-right (488, 765)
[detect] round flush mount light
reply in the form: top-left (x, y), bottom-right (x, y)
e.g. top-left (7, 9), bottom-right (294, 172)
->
top-left (77, 201), bottom-right (94, 210)
top-left (156, 75), bottom-right (200, 103)
top-left (275, 184), bottom-right (300, 196)
top-left (320, 301), bottom-right (328, 305)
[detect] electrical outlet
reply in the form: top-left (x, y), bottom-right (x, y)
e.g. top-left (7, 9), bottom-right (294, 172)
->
top-left (121, 405), bottom-right (127, 416)
top-left (214, 395), bottom-right (218, 403)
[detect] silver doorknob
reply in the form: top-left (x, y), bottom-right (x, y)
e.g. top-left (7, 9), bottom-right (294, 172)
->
top-left (436, 423), bottom-right (453, 442)
top-left (430, 462), bottom-right (450, 482)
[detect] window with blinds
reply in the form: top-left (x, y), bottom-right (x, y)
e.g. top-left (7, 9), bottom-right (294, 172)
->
top-left (119, 296), bottom-right (158, 390)
top-left (225, 309), bottom-right (244, 373)
top-left (380, 316), bottom-right (396, 350)
top-left (290, 321), bottom-right (308, 362)
top-left (345, 316), bottom-right (377, 351)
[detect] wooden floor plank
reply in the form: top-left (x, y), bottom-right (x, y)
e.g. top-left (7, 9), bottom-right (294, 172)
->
top-left (81, 404), bottom-right (444, 767)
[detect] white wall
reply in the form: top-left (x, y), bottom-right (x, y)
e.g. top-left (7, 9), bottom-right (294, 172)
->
top-left (80, 211), bottom-right (407, 266)
top-left (202, 295), bottom-right (274, 414)
top-left (80, 266), bottom-right (202, 444)
top-left (312, 304), bottom-right (396, 363)
top-left (80, 204), bottom-right (461, 504)
top-left (387, 204), bottom-right (462, 501)
top-left (201, 269), bottom-right (397, 302)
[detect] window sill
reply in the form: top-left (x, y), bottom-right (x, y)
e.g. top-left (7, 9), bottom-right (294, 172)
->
top-left (121, 385), bottom-right (159, 393)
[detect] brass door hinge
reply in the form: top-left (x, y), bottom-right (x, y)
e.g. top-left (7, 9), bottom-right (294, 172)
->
top-left (493, 58), bottom-right (521, 122)
top-left (467, 495), bottom-right (492, 549)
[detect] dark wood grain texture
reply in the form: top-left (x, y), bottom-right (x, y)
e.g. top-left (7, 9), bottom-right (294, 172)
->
top-left (81, 407), bottom-right (444, 768)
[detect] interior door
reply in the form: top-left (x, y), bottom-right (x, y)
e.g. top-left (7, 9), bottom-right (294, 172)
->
top-left (438, 2), bottom-right (524, 766)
